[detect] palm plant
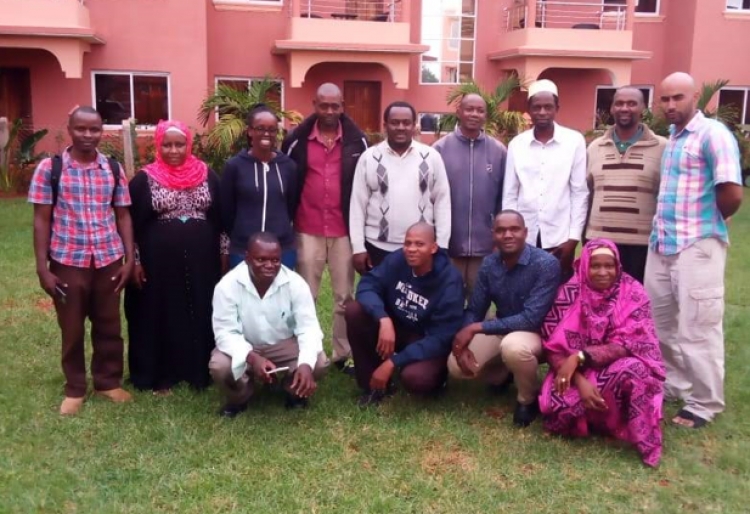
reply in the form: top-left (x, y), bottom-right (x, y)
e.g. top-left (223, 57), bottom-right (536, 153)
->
top-left (197, 77), bottom-right (301, 171)
top-left (436, 76), bottom-right (528, 144)
top-left (0, 117), bottom-right (48, 192)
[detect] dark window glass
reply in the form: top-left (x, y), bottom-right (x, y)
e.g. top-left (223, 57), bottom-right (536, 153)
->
top-left (94, 74), bottom-right (131, 126)
top-left (133, 76), bottom-right (168, 125)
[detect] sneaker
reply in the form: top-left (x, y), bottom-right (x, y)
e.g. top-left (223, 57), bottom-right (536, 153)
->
top-left (357, 390), bottom-right (388, 407)
top-left (284, 393), bottom-right (309, 410)
top-left (334, 358), bottom-right (356, 377)
top-left (219, 402), bottom-right (249, 418)
top-left (94, 388), bottom-right (133, 403)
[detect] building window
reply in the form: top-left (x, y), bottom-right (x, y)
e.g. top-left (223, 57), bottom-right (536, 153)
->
top-left (420, 0), bottom-right (476, 85)
top-left (727, 0), bottom-right (750, 10)
top-left (214, 77), bottom-right (283, 109)
top-left (213, 0), bottom-right (283, 9)
top-left (594, 86), bottom-right (653, 128)
top-left (418, 112), bottom-right (449, 133)
top-left (635, 0), bottom-right (660, 14)
top-left (605, 0), bottom-right (660, 14)
top-left (718, 88), bottom-right (750, 125)
top-left (93, 72), bottom-right (170, 127)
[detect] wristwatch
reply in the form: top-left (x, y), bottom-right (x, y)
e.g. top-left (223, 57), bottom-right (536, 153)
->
top-left (577, 350), bottom-right (587, 367)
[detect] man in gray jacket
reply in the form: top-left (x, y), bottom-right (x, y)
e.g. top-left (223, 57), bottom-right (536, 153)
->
top-left (433, 93), bottom-right (506, 299)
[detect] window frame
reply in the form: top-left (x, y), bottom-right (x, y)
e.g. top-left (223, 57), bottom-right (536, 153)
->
top-left (212, 0), bottom-right (283, 11)
top-left (91, 71), bottom-right (172, 129)
top-left (592, 85), bottom-right (654, 129)
top-left (726, 0), bottom-right (750, 11)
top-left (605, 0), bottom-right (660, 16)
top-left (634, 0), bottom-right (661, 16)
top-left (419, 0), bottom-right (478, 86)
top-left (718, 86), bottom-right (750, 125)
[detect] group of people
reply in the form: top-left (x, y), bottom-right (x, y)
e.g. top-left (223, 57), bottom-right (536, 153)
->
top-left (29, 71), bottom-right (743, 468)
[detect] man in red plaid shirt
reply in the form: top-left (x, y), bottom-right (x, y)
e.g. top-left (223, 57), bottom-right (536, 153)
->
top-left (28, 106), bottom-right (135, 415)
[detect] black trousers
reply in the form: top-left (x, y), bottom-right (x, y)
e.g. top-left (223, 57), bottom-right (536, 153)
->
top-left (344, 301), bottom-right (447, 395)
top-left (614, 243), bottom-right (648, 284)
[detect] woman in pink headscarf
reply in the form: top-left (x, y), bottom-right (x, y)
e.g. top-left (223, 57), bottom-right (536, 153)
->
top-left (125, 120), bottom-right (226, 395)
top-left (539, 238), bottom-right (665, 467)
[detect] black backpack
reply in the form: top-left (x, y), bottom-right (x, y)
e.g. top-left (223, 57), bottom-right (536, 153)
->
top-left (50, 154), bottom-right (121, 206)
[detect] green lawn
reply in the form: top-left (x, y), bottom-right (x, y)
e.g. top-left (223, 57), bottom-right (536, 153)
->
top-left (1, 197), bottom-right (749, 514)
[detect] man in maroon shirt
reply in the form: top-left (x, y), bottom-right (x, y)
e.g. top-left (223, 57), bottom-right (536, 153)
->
top-left (282, 83), bottom-right (368, 375)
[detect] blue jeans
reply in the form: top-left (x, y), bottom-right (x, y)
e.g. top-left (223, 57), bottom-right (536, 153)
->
top-left (229, 249), bottom-right (297, 270)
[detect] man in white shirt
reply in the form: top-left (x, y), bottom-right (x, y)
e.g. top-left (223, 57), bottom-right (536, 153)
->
top-left (503, 79), bottom-right (589, 278)
top-left (349, 101), bottom-right (451, 275)
top-left (210, 232), bottom-right (329, 417)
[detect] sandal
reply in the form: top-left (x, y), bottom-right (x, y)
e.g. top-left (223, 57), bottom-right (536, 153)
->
top-left (672, 408), bottom-right (708, 429)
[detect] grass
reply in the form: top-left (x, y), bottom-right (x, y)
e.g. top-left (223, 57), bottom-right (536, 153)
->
top-left (1, 197), bottom-right (749, 513)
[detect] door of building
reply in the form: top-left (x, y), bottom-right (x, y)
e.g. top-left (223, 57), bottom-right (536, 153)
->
top-left (343, 80), bottom-right (381, 135)
top-left (0, 68), bottom-right (32, 126)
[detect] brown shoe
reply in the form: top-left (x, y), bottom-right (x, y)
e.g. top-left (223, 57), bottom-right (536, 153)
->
top-left (95, 388), bottom-right (133, 403)
top-left (60, 396), bottom-right (85, 415)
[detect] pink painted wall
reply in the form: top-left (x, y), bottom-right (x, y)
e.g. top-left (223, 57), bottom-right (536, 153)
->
top-left (688, 0), bottom-right (750, 89)
top-left (206, 3), bottom-right (288, 87)
top-left (0, 47), bottom-right (74, 149)
top-left (539, 68), bottom-right (613, 130)
top-left (406, 0), bottom-right (506, 121)
top-left (1, 0), bottom-right (208, 145)
top-left (630, 19), bottom-right (666, 88)
top-left (85, 0), bottom-right (209, 125)
top-left (6, 0), bottom-right (750, 146)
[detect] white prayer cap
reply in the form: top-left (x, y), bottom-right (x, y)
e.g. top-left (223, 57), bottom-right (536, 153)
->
top-left (528, 79), bottom-right (559, 99)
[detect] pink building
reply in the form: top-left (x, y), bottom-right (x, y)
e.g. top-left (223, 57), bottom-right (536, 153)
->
top-left (2, 0), bottom-right (750, 148)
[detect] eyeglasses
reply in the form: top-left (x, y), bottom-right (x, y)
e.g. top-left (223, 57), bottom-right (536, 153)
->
top-left (252, 126), bottom-right (279, 135)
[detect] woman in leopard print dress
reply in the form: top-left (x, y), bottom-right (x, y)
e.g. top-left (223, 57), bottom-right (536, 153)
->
top-left (125, 120), bottom-right (226, 394)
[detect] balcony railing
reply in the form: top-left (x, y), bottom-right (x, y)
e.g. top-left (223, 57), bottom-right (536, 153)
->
top-left (296, 0), bottom-right (402, 22)
top-left (504, 1), bottom-right (629, 31)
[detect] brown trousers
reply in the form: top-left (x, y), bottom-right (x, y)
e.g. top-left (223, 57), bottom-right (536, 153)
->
top-left (450, 256), bottom-right (485, 302)
top-left (209, 338), bottom-right (330, 406)
top-left (50, 259), bottom-right (125, 397)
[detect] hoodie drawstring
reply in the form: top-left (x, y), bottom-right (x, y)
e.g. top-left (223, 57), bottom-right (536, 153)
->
top-left (261, 162), bottom-right (269, 231)
top-left (275, 163), bottom-right (284, 195)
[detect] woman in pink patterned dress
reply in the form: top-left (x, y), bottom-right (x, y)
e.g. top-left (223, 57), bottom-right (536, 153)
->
top-left (539, 238), bottom-right (665, 467)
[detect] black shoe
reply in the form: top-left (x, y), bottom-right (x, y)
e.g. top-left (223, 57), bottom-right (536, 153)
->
top-left (487, 373), bottom-right (514, 396)
top-left (284, 393), bottom-right (309, 410)
top-left (219, 402), bottom-right (248, 418)
top-left (334, 358), bottom-right (356, 377)
top-left (357, 390), bottom-right (388, 407)
top-left (513, 400), bottom-right (539, 428)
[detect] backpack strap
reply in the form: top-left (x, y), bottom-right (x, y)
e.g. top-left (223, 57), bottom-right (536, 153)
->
top-left (50, 155), bottom-right (63, 206)
top-left (50, 154), bottom-right (121, 206)
top-left (106, 157), bottom-right (121, 206)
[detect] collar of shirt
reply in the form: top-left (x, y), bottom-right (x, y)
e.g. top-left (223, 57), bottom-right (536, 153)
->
top-left (670, 110), bottom-right (705, 138)
top-left (63, 148), bottom-right (109, 170)
top-left (309, 120), bottom-right (342, 146)
top-left (613, 124), bottom-right (644, 153)
top-left (382, 139), bottom-right (418, 157)
top-left (525, 122), bottom-right (565, 147)
top-left (454, 126), bottom-right (486, 142)
top-left (498, 244), bottom-right (531, 270)
top-left (234, 262), bottom-right (291, 299)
